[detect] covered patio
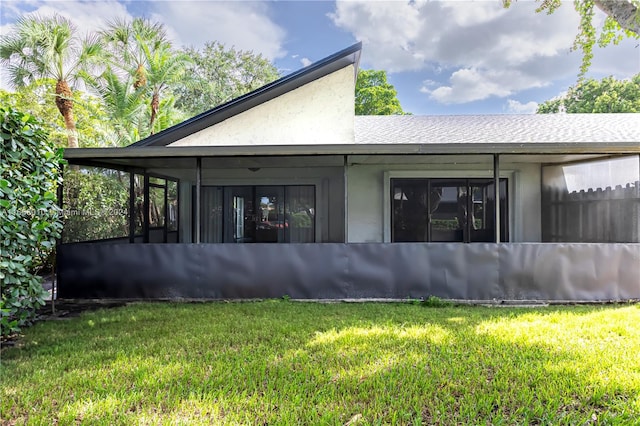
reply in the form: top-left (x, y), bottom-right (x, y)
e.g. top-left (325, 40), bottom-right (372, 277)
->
top-left (57, 143), bottom-right (640, 301)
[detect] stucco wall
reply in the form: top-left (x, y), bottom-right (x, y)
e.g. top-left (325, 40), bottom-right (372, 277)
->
top-left (346, 157), bottom-right (542, 243)
top-left (168, 65), bottom-right (355, 147)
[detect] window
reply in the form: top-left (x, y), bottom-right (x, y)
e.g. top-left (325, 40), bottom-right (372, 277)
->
top-left (147, 176), bottom-right (179, 243)
top-left (391, 178), bottom-right (508, 243)
top-left (197, 185), bottom-right (315, 243)
top-left (167, 180), bottom-right (178, 232)
top-left (148, 181), bottom-right (165, 228)
top-left (62, 168), bottom-right (179, 244)
top-left (62, 166), bottom-right (130, 243)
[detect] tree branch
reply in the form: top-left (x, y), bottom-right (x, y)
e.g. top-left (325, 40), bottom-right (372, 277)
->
top-left (594, 0), bottom-right (640, 35)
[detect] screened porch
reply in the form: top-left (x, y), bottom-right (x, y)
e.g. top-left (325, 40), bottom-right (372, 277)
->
top-left (56, 149), bottom-right (640, 302)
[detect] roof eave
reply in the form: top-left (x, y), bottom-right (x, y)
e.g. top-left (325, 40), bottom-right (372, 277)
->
top-left (64, 142), bottom-right (640, 160)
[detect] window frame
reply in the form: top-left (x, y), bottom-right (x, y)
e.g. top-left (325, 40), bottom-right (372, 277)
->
top-left (193, 184), bottom-right (317, 243)
top-left (383, 170), bottom-right (514, 243)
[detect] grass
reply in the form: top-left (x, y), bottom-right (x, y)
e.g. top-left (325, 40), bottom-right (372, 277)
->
top-left (2, 301), bottom-right (640, 425)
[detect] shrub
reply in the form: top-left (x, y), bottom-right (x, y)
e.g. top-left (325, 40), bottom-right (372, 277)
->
top-left (0, 107), bottom-right (64, 337)
top-left (420, 295), bottom-right (453, 308)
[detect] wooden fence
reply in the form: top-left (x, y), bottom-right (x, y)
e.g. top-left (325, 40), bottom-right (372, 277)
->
top-left (542, 181), bottom-right (640, 243)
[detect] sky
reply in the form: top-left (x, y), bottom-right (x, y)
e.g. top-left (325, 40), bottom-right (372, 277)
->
top-left (1, 0), bottom-right (639, 115)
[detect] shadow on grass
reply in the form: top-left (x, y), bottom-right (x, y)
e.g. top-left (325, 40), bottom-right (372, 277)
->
top-left (2, 302), bottom-right (639, 424)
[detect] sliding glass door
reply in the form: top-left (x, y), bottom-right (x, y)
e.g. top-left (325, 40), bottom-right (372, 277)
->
top-left (197, 185), bottom-right (315, 243)
top-left (392, 178), bottom-right (508, 243)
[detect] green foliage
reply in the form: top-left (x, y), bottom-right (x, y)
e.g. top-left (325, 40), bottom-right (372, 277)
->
top-left (62, 167), bottom-right (130, 243)
top-left (505, 0), bottom-right (640, 76)
top-left (0, 79), bottom-right (115, 148)
top-left (1, 17), bottom-right (280, 147)
top-left (97, 18), bottom-right (192, 139)
top-left (537, 74), bottom-right (640, 113)
top-left (0, 13), bottom-right (104, 148)
top-left (0, 107), bottom-right (64, 337)
top-left (420, 295), bottom-right (454, 308)
top-left (175, 42), bottom-right (280, 117)
top-left (288, 211), bottom-right (312, 228)
top-left (355, 69), bottom-right (406, 115)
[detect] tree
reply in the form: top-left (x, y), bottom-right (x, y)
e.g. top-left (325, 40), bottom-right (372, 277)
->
top-left (100, 18), bottom-right (191, 137)
top-left (503, 0), bottom-right (640, 75)
top-left (175, 42), bottom-right (280, 117)
top-left (0, 79), bottom-right (115, 147)
top-left (0, 14), bottom-right (102, 148)
top-left (142, 41), bottom-right (191, 134)
top-left (537, 73), bottom-right (640, 113)
top-left (355, 69), bottom-right (406, 115)
top-left (80, 67), bottom-right (146, 145)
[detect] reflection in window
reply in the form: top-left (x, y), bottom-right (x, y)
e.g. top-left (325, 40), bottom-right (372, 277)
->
top-left (167, 180), bottom-right (178, 232)
top-left (133, 174), bottom-right (144, 236)
top-left (198, 185), bottom-right (315, 243)
top-left (392, 178), bottom-right (508, 243)
top-left (286, 186), bottom-right (315, 243)
top-left (148, 184), bottom-right (165, 228)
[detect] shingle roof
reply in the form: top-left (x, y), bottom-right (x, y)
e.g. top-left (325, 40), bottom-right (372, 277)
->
top-left (65, 113), bottom-right (640, 163)
top-left (355, 114), bottom-right (640, 144)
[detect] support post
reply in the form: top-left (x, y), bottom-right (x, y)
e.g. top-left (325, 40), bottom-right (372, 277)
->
top-left (143, 174), bottom-right (150, 243)
top-left (343, 155), bottom-right (348, 243)
top-left (195, 157), bottom-right (202, 244)
top-left (129, 173), bottom-right (135, 243)
top-left (494, 153), bottom-right (501, 243)
top-left (54, 164), bottom-right (65, 314)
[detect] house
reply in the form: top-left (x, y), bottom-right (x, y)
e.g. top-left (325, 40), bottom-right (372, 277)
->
top-left (58, 43), bottom-right (640, 301)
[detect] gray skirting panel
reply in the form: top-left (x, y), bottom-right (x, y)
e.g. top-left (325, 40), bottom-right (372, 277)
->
top-left (56, 243), bottom-right (640, 301)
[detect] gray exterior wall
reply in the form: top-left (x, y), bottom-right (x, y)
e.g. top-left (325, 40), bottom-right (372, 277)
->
top-left (345, 155), bottom-right (542, 243)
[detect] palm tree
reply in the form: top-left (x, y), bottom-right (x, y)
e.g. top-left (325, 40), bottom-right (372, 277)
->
top-left (141, 42), bottom-right (191, 134)
top-left (100, 18), bottom-right (167, 91)
top-left (81, 67), bottom-right (146, 146)
top-left (0, 14), bottom-right (101, 148)
top-left (101, 18), bottom-right (191, 137)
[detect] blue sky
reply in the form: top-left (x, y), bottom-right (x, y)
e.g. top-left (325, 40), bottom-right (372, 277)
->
top-left (1, 0), bottom-right (639, 115)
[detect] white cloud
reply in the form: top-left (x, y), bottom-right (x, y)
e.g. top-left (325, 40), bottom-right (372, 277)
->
top-left (0, 1), bottom-right (132, 38)
top-left (424, 67), bottom-right (548, 104)
top-left (588, 38), bottom-right (640, 78)
top-left (0, 1), bottom-right (133, 89)
top-left (505, 99), bottom-right (538, 114)
top-left (0, 1), bottom-right (286, 59)
top-left (427, 68), bottom-right (510, 104)
top-left (329, 0), bottom-right (427, 72)
top-left (148, 1), bottom-right (286, 60)
top-left (419, 79), bottom-right (438, 91)
top-left (300, 57), bottom-right (313, 67)
top-left (330, 1), bottom-right (639, 105)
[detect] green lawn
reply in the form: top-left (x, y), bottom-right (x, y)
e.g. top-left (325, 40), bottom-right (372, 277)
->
top-left (2, 301), bottom-right (640, 425)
